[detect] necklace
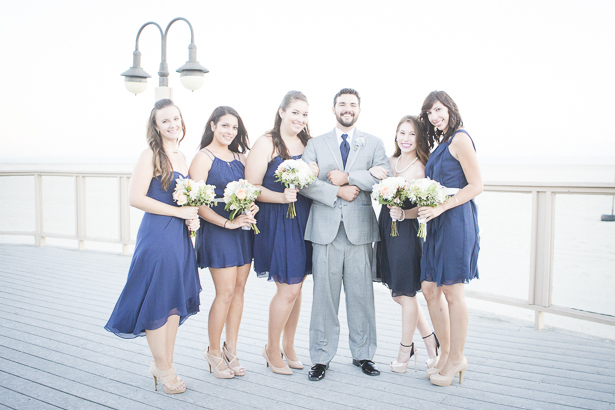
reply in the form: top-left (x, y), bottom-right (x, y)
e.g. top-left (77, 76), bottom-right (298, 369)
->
top-left (395, 155), bottom-right (418, 174)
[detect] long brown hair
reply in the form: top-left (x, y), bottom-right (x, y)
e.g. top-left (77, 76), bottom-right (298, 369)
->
top-left (198, 106), bottom-right (250, 153)
top-left (419, 91), bottom-right (463, 150)
top-left (392, 115), bottom-right (429, 165)
top-left (268, 91), bottom-right (311, 160)
top-left (146, 99), bottom-right (186, 190)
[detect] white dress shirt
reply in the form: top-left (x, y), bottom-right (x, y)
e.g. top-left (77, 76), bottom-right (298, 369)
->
top-left (335, 127), bottom-right (355, 148)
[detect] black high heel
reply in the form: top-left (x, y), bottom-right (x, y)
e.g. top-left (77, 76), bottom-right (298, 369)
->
top-left (423, 332), bottom-right (440, 369)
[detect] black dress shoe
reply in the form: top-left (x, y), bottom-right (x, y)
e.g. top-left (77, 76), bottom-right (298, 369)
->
top-left (353, 359), bottom-right (380, 376)
top-left (308, 363), bottom-right (328, 381)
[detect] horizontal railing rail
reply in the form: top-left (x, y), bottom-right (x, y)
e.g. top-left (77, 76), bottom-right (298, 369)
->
top-left (1, 170), bottom-right (614, 329)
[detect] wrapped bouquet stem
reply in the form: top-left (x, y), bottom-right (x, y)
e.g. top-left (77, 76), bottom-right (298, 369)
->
top-left (224, 179), bottom-right (261, 234)
top-left (407, 177), bottom-right (449, 238)
top-left (371, 177), bottom-right (411, 237)
top-left (172, 177), bottom-right (217, 241)
top-left (274, 159), bottom-right (317, 218)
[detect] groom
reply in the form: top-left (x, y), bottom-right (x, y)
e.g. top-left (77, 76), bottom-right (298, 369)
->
top-left (300, 88), bottom-right (390, 381)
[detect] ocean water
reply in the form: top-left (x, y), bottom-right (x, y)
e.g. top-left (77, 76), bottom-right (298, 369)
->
top-left (1, 161), bottom-right (614, 338)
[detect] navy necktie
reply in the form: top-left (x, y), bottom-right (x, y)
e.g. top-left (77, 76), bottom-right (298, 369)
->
top-left (340, 134), bottom-right (350, 168)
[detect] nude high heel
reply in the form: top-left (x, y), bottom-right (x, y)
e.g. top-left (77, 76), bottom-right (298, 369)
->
top-left (390, 342), bottom-right (417, 373)
top-left (222, 342), bottom-right (246, 376)
top-left (281, 345), bottom-right (304, 369)
top-left (150, 360), bottom-right (186, 394)
top-left (204, 347), bottom-right (235, 379)
top-left (430, 356), bottom-right (468, 387)
top-left (262, 345), bottom-right (292, 375)
top-left (423, 332), bottom-right (441, 369)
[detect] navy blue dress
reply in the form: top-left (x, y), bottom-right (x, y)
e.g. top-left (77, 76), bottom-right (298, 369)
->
top-left (375, 201), bottom-right (423, 297)
top-left (196, 150), bottom-right (254, 269)
top-left (254, 155), bottom-right (312, 284)
top-left (105, 171), bottom-right (201, 339)
top-left (421, 130), bottom-right (480, 286)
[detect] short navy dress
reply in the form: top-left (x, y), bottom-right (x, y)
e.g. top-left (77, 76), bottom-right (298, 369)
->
top-left (421, 130), bottom-right (480, 286)
top-left (196, 150), bottom-right (254, 269)
top-left (254, 155), bottom-right (312, 284)
top-left (105, 171), bottom-right (201, 338)
top-left (375, 200), bottom-right (423, 297)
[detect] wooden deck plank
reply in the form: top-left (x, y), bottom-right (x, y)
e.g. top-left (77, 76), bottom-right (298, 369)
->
top-left (0, 364), bottom-right (113, 410)
top-left (0, 385), bottom-right (62, 410)
top-left (1, 243), bottom-right (615, 410)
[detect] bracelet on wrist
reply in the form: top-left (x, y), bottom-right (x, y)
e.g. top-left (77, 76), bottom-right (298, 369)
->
top-left (224, 220), bottom-right (229, 229)
top-left (399, 211), bottom-right (406, 222)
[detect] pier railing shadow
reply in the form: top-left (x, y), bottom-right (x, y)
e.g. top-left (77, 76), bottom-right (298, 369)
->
top-left (1, 171), bottom-right (614, 330)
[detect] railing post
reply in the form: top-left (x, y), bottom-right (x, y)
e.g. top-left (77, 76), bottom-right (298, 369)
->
top-left (75, 175), bottom-right (86, 250)
top-left (529, 190), bottom-right (556, 330)
top-left (119, 176), bottom-right (131, 255)
top-left (34, 174), bottom-right (45, 247)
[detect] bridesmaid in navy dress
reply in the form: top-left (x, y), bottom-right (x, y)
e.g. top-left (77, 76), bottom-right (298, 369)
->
top-left (418, 91), bottom-right (482, 387)
top-left (105, 99), bottom-right (201, 394)
top-left (189, 106), bottom-right (257, 379)
top-left (245, 91), bottom-right (318, 375)
top-left (370, 115), bottom-right (439, 373)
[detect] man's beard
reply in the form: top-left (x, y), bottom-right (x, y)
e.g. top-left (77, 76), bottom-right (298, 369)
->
top-left (336, 111), bottom-right (358, 128)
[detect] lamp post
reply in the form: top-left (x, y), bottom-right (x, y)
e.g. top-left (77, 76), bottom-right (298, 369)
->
top-left (121, 17), bottom-right (209, 100)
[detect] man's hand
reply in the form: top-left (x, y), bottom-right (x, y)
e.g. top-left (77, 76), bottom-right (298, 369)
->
top-left (337, 185), bottom-right (360, 202)
top-left (328, 169), bottom-right (349, 186)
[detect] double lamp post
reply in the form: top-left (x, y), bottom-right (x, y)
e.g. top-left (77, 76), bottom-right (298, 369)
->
top-left (121, 17), bottom-right (208, 100)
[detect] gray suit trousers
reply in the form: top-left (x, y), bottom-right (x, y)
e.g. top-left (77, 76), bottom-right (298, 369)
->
top-left (309, 222), bottom-right (377, 364)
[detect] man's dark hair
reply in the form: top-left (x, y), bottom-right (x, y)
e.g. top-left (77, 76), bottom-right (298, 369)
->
top-left (333, 88), bottom-right (361, 107)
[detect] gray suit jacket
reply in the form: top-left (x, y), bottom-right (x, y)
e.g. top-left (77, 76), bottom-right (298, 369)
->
top-left (300, 128), bottom-right (391, 246)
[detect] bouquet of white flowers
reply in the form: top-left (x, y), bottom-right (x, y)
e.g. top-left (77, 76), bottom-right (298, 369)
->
top-left (223, 179), bottom-right (261, 234)
top-left (371, 177), bottom-right (411, 237)
top-left (274, 159), bottom-right (317, 218)
top-left (172, 177), bottom-right (217, 238)
top-left (407, 177), bottom-right (449, 238)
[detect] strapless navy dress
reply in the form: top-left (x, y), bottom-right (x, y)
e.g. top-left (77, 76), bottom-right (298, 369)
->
top-left (105, 171), bottom-right (201, 338)
top-left (420, 130), bottom-right (480, 286)
top-left (196, 150), bottom-right (254, 269)
top-left (254, 155), bottom-right (312, 284)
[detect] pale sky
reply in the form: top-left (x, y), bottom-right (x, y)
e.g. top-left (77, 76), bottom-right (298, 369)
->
top-left (1, 0), bottom-right (614, 163)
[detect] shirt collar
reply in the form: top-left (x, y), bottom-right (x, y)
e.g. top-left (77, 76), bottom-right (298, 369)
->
top-left (335, 127), bottom-right (355, 145)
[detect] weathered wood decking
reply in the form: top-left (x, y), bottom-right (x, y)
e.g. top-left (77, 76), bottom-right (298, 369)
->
top-left (0, 244), bottom-right (613, 410)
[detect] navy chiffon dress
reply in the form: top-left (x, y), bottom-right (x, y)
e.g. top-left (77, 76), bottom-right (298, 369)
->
top-left (421, 130), bottom-right (480, 287)
top-left (105, 171), bottom-right (201, 339)
top-left (196, 150), bottom-right (254, 269)
top-left (374, 200), bottom-right (423, 297)
top-left (254, 155), bottom-right (312, 284)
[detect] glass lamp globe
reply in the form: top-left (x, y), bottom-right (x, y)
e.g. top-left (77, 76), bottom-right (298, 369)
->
top-left (180, 73), bottom-right (205, 91)
top-left (124, 78), bottom-right (148, 95)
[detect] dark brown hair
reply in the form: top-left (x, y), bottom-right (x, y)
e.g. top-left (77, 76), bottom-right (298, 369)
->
top-left (198, 106), bottom-right (250, 153)
top-left (268, 91), bottom-right (311, 160)
top-left (333, 88), bottom-right (361, 107)
top-left (146, 99), bottom-right (186, 190)
top-left (419, 90), bottom-right (463, 150)
top-left (392, 115), bottom-right (430, 166)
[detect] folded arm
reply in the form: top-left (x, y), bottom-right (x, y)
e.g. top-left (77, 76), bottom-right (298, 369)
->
top-left (348, 139), bottom-right (391, 191)
top-left (299, 140), bottom-right (339, 207)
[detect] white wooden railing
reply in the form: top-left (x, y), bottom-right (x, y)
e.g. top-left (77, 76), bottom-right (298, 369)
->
top-left (1, 171), bottom-right (614, 329)
top-left (0, 171), bottom-right (132, 255)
